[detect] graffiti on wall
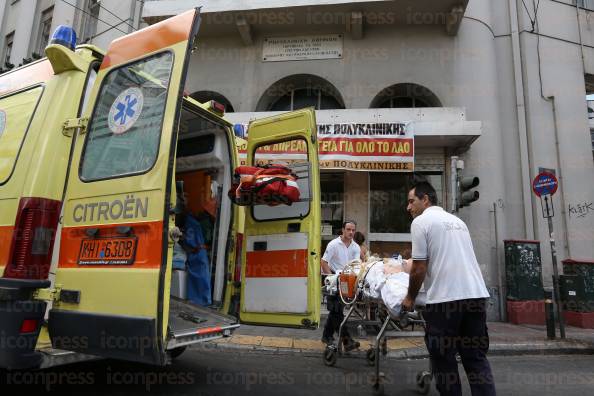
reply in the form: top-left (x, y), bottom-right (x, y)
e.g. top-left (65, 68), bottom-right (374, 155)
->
top-left (568, 202), bottom-right (594, 219)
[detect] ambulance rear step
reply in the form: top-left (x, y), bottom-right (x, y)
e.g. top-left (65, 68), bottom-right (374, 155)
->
top-left (166, 298), bottom-right (239, 350)
top-left (38, 348), bottom-right (100, 369)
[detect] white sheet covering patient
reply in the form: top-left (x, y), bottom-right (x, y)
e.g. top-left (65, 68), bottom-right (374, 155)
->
top-left (325, 256), bottom-right (419, 316)
top-left (363, 257), bottom-right (412, 316)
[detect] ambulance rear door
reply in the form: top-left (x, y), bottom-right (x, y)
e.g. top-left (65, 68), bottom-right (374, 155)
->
top-left (240, 108), bottom-right (321, 328)
top-left (48, 9), bottom-right (201, 365)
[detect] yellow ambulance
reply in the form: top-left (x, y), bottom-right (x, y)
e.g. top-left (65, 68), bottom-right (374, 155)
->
top-left (0, 8), bottom-right (321, 370)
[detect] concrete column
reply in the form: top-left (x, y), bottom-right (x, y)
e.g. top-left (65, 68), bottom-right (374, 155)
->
top-left (50, 0), bottom-right (77, 35)
top-left (93, 0), bottom-right (135, 50)
top-left (0, 1), bottom-right (6, 43)
top-left (11, 1), bottom-right (37, 65)
top-left (0, 2), bottom-right (6, 50)
top-left (343, 171), bottom-right (369, 236)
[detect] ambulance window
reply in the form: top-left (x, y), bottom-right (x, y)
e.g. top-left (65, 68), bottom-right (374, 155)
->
top-left (252, 138), bottom-right (311, 221)
top-left (0, 86), bottom-right (44, 185)
top-left (176, 134), bottom-right (215, 157)
top-left (79, 65), bottom-right (98, 116)
top-left (80, 52), bottom-right (173, 181)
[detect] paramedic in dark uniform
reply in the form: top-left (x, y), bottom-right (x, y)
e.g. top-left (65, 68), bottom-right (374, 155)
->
top-left (321, 220), bottom-right (361, 351)
top-left (402, 182), bottom-right (495, 396)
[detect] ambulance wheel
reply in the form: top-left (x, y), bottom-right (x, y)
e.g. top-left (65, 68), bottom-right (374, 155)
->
top-left (323, 347), bottom-right (337, 367)
top-left (169, 346), bottom-right (187, 359)
top-left (415, 371), bottom-right (432, 395)
top-left (372, 382), bottom-right (384, 396)
top-left (366, 348), bottom-right (376, 366)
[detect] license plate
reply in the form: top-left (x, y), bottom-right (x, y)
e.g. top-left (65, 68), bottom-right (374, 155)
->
top-left (78, 237), bottom-right (138, 265)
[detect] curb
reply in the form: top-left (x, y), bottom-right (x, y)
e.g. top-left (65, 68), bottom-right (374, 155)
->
top-left (191, 337), bottom-right (594, 360)
top-left (386, 341), bottom-right (594, 360)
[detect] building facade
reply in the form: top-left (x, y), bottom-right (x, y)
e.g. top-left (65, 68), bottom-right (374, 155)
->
top-left (0, 0), bottom-right (143, 70)
top-left (2, 0), bottom-right (594, 320)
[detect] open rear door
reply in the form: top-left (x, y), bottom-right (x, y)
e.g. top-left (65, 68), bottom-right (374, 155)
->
top-left (48, 9), bottom-right (200, 365)
top-left (240, 108), bottom-right (321, 328)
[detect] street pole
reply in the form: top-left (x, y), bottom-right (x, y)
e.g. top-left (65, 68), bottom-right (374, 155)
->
top-left (450, 156), bottom-right (458, 213)
top-left (545, 196), bottom-right (565, 339)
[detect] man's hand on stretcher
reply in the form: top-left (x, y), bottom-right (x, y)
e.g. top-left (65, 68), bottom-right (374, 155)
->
top-left (401, 295), bottom-right (415, 313)
top-left (403, 259), bottom-right (427, 313)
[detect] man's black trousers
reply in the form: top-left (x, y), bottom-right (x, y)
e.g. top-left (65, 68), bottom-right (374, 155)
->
top-left (423, 298), bottom-right (496, 396)
top-left (322, 294), bottom-right (351, 341)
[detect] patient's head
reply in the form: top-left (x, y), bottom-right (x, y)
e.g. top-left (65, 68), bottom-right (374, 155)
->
top-left (399, 248), bottom-right (411, 260)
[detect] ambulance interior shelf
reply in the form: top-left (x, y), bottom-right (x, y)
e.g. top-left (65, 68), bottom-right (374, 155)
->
top-left (169, 102), bottom-right (233, 325)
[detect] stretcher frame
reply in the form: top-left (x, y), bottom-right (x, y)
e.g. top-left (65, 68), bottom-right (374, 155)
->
top-left (322, 279), bottom-right (433, 395)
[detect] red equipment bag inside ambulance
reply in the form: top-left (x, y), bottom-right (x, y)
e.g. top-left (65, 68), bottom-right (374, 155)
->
top-left (229, 164), bottom-right (300, 206)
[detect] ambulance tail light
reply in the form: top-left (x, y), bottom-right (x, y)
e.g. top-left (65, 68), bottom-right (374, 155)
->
top-left (207, 100), bottom-right (225, 116)
top-left (234, 233), bottom-right (244, 284)
top-left (19, 319), bottom-right (39, 334)
top-left (3, 198), bottom-right (62, 280)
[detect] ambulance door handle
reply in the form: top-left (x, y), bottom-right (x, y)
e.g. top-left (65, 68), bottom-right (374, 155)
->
top-left (169, 227), bottom-right (183, 243)
top-left (85, 228), bottom-right (99, 237)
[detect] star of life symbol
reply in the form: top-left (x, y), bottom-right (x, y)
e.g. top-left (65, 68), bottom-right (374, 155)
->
top-left (0, 109), bottom-right (6, 138)
top-left (108, 87), bottom-right (144, 134)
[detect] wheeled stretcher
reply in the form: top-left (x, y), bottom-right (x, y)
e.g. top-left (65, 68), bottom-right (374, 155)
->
top-left (322, 260), bottom-right (433, 395)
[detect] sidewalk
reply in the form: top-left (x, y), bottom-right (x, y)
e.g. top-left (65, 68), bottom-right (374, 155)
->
top-left (207, 315), bottom-right (594, 360)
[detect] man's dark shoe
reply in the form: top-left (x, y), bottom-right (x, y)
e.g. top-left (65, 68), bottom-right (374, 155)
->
top-left (342, 337), bottom-right (360, 352)
top-left (321, 335), bottom-right (335, 345)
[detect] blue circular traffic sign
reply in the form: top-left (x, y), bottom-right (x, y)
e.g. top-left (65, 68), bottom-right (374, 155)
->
top-left (532, 172), bottom-right (558, 197)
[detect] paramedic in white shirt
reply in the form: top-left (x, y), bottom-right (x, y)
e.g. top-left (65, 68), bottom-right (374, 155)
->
top-left (321, 221), bottom-right (360, 351)
top-left (402, 182), bottom-right (495, 396)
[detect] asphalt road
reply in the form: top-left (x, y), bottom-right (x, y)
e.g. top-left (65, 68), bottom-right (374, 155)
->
top-left (1, 348), bottom-right (594, 395)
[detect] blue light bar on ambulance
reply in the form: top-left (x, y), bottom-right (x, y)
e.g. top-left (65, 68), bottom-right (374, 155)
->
top-left (50, 26), bottom-right (77, 51)
top-left (233, 124), bottom-right (246, 139)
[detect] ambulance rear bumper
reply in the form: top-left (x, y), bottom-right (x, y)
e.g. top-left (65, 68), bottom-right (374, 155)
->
top-left (0, 278), bottom-right (50, 370)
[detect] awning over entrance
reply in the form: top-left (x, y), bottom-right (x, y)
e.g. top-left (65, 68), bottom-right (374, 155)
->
top-left (143, 0), bottom-right (469, 38)
top-left (225, 108), bottom-right (481, 163)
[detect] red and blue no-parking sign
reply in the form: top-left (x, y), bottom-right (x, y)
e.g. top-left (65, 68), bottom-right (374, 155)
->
top-left (532, 172), bottom-right (558, 197)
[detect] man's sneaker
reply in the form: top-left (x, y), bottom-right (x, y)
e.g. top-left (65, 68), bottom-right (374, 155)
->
top-left (342, 337), bottom-right (360, 352)
top-left (321, 335), bottom-right (335, 345)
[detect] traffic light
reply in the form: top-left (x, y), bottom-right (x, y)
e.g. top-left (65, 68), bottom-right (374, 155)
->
top-left (458, 176), bottom-right (480, 209)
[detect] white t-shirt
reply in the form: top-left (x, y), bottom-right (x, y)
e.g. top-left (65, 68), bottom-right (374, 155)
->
top-left (411, 206), bottom-right (490, 304)
top-left (322, 237), bottom-right (361, 273)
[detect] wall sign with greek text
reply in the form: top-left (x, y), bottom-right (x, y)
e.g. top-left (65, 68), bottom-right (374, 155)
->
top-left (262, 35), bottom-right (343, 62)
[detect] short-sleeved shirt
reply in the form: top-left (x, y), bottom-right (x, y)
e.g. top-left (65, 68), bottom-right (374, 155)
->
top-left (411, 206), bottom-right (490, 304)
top-left (322, 237), bottom-right (361, 273)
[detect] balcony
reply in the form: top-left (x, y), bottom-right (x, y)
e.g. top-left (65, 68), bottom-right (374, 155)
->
top-left (142, 0), bottom-right (469, 42)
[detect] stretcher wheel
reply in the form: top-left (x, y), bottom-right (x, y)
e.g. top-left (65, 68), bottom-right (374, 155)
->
top-left (323, 347), bottom-right (337, 367)
top-left (372, 382), bottom-right (384, 396)
top-left (415, 371), bottom-right (432, 395)
top-left (169, 346), bottom-right (187, 359)
top-left (366, 348), bottom-right (376, 366)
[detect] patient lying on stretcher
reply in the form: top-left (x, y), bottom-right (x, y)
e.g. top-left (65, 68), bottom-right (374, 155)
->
top-left (324, 253), bottom-right (419, 317)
